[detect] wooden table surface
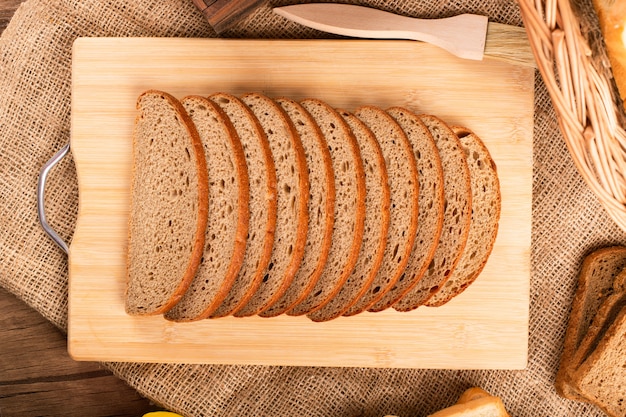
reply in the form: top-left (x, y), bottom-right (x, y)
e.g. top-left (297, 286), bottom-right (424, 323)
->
top-left (0, 1), bottom-right (161, 416)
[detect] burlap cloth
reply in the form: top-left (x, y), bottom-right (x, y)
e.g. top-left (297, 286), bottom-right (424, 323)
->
top-left (1, 0), bottom-right (624, 415)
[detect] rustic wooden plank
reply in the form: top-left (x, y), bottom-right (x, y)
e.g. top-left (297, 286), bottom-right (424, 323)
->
top-left (0, 287), bottom-right (160, 415)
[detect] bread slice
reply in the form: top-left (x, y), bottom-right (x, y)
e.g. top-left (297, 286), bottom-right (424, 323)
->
top-left (571, 305), bottom-right (626, 417)
top-left (555, 246), bottom-right (626, 400)
top-left (164, 96), bottom-right (249, 322)
top-left (342, 105), bottom-right (419, 316)
top-left (234, 93), bottom-right (309, 317)
top-left (393, 115), bottom-right (472, 312)
top-left (427, 396), bottom-right (510, 417)
top-left (205, 93), bottom-right (277, 318)
top-left (367, 107), bottom-right (444, 312)
top-left (425, 126), bottom-right (501, 306)
top-left (259, 97), bottom-right (335, 317)
top-left (126, 90), bottom-right (209, 316)
top-left (307, 109), bottom-right (390, 322)
top-left (287, 99), bottom-right (366, 316)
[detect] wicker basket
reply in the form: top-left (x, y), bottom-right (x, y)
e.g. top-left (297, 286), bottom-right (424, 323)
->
top-left (518, 0), bottom-right (626, 231)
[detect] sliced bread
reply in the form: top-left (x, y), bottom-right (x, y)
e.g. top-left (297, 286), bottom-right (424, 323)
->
top-left (555, 246), bottom-right (626, 400)
top-left (342, 105), bottom-right (419, 316)
top-left (287, 98), bottom-right (366, 316)
top-left (393, 115), bottom-right (472, 312)
top-left (571, 305), bottom-right (626, 417)
top-left (259, 97), bottom-right (335, 317)
top-left (234, 93), bottom-right (309, 317)
top-left (126, 90), bottom-right (209, 316)
top-left (367, 106), bottom-right (445, 312)
top-left (164, 95), bottom-right (249, 322)
top-left (206, 92), bottom-right (277, 318)
top-left (307, 109), bottom-right (390, 322)
top-left (425, 126), bottom-right (501, 307)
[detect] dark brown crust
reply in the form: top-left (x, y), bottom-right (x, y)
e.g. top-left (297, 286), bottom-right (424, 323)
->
top-left (306, 109), bottom-right (390, 322)
top-left (393, 114), bottom-right (473, 312)
top-left (367, 107), bottom-right (445, 312)
top-left (235, 93), bottom-right (310, 317)
top-left (287, 98), bottom-right (367, 316)
top-left (425, 126), bottom-right (501, 307)
top-left (259, 97), bottom-right (336, 317)
top-left (208, 93), bottom-right (278, 318)
top-left (342, 105), bottom-right (419, 316)
top-left (126, 90), bottom-right (209, 316)
top-left (555, 246), bottom-right (626, 400)
top-left (171, 95), bottom-right (251, 321)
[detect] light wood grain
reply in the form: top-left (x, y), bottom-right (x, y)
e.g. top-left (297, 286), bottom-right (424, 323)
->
top-left (69, 38), bottom-right (533, 369)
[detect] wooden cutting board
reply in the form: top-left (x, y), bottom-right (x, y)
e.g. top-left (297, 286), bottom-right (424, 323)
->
top-left (69, 38), bottom-right (533, 369)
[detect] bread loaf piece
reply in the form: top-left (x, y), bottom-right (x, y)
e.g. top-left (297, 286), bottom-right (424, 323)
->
top-left (126, 90), bottom-right (209, 316)
top-left (425, 126), bottom-right (501, 307)
top-left (342, 105), bottom-right (419, 316)
top-left (206, 93), bottom-right (278, 318)
top-left (235, 93), bottom-right (309, 317)
top-left (259, 98), bottom-right (335, 317)
top-left (571, 305), bottom-right (626, 417)
top-left (555, 246), bottom-right (626, 400)
top-left (592, 0), bottom-right (626, 108)
top-left (164, 96), bottom-right (249, 322)
top-left (307, 109), bottom-right (390, 322)
top-left (427, 395), bottom-right (510, 417)
top-left (367, 107), bottom-right (444, 312)
top-left (393, 115), bottom-right (472, 312)
top-left (287, 99), bottom-right (366, 316)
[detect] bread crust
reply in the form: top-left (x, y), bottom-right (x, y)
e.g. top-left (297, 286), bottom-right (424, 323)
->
top-left (425, 126), bottom-right (501, 307)
top-left (367, 106), bottom-right (444, 312)
top-left (259, 97), bottom-right (336, 317)
top-left (235, 93), bottom-right (310, 317)
top-left (287, 98), bottom-right (366, 316)
top-left (208, 93), bottom-right (278, 318)
top-left (126, 90), bottom-right (209, 315)
top-left (593, 0), bottom-right (626, 107)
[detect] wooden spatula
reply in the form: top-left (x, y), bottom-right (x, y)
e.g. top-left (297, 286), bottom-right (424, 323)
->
top-left (274, 3), bottom-right (535, 67)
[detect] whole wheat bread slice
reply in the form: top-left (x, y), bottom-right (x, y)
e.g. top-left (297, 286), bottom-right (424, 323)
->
top-left (287, 99), bottom-right (366, 316)
top-left (555, 246), bottom-right (626, 400)
top-left (234, 93), bottom-right (309, 317)
top-left (164, 96), bottom-right (249, 322)
top-left (207, 93), bottom-right (277, 318)
top-left (126, 90), bottom-right (209, 316)
top-left (393, 115), bottom-right (472, 312)
top-left (367, 107), bottom-right (444, 312)
top-left (425, 126), bottom-right (501, 306)
top-left (342, 105), bottom-right (419, 316)
top-left (307, 109), bottom-right (390, 322)
top-left (571, 305), bottom-right (626, 417)
top-left (259, 97), bottom-right (335, 317)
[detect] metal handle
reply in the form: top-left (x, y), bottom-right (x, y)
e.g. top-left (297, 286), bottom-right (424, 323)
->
top-left (37, 143), bottom-right (71, 254)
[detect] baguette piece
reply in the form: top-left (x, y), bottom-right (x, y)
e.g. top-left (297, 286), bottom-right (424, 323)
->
top-left (426, 126), bottom-right (501, 306)
top-left (126, 90), bottom-right (209, 316)
top-left (555, 246), bottom-right (626, 400)
top-left (164, 96), bottom-right (249, 321)
top-left (456, 387), bottom-right (493, 404)
top-left (307, 109), bottom-right (390, 322)
top-left (287, 99), bottom-right (366, 316)
top-left (427, 396), bottom-right (510, 417)
top-left (368, 107), bottom-right (444, 312)
top-left (342, 105), bottom-right (419, 316)
top-left (592, 0), bottom-right (626, 108)
top-left (393, 115), bottom-right (472, 312)
top-left (235, 93), bottom-right (309, 317)
top-left (206, 93), bottom-right (277, 318)
top-left (571, 305), bottom-right (626, 417)
top-left (259, 98), bottom-right (335, 317)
